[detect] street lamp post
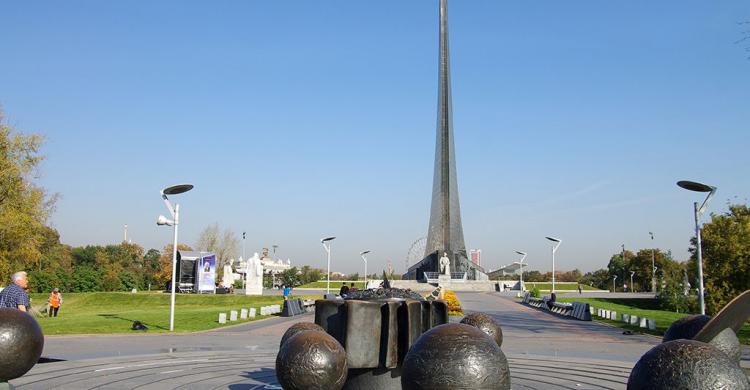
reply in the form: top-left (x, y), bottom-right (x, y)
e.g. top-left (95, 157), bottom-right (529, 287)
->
top-left (545, 237), bottom-right (562, 293)
top-left (321, 237), bottom-right (336, 294)
top-left (613, 275), bottom-right (618, 292)
top-left (649, 232), bottom-right (656, 293)
top-left (515, 251), bottom-right (527, 291)
top-left (621, 244), bottom-right (626, 291)
top-left (157, 184), bottom-right (193, 332)
top-left (360, 250), bottom-right (370, 288)
top-left (630, 271), bottom-right (635, 293)
top-left (677, 180), bottom-right (717, 315)
top-left (242, 232), bottom-right (246, 290)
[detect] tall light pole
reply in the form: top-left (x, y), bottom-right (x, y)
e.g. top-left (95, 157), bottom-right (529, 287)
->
top-left (677, 180), bottom-right (717, 315)
top-left (157, 183), bottom-right (193, 332)
top-left (515, 250), bottom-right (527, 291)
top-left (621, 244), bottom-right (626, 291)
top-left (649, 232), bottom-right (656, 293)
top-left (545, 236), bottom-right (562, 293)
top-left (241, 232), bottom-right (246, 290)
top-left (321, 237), bottom-right (336, 294)
top-left (360, 250), bottom-right (370, 287)
top-left (630, 271), bottom-right (635, 292)
top-left (613, 275), bottom-right (618, 292)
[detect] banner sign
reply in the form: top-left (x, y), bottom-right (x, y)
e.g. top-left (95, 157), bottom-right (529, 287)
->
top-left (198, 254), bottom-right (216, 293)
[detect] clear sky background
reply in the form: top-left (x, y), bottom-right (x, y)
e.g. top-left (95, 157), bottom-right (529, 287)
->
top-left (1, 1), bottom-right (749, 275)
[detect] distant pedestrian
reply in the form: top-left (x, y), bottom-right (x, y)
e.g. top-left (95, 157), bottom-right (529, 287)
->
top-left (48, 288), bottom-right (63, 317)
top-left (349, 282), bottom-right (358, 293)
top-left (578, 284), bottom-right (582, 294)
top-left (0, 271), bottom-right (31, 312)
top-left (283, 285), bottom-right (292, 300)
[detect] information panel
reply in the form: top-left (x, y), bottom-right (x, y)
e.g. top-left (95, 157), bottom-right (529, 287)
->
top-left (198, 254), bottom-right (216, 293)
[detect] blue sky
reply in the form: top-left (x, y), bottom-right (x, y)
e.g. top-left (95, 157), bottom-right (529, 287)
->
top-left (1, 1), bottom-right (749, 275)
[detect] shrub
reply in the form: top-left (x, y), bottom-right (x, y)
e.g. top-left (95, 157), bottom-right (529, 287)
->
top-left (531, 286), bottom-right (541, 298)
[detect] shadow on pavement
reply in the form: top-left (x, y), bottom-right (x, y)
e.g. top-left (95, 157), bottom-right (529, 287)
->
top-left (97, 313), bottom-right (169, 331)
top-left (225, 367), bottom-right (280, 389)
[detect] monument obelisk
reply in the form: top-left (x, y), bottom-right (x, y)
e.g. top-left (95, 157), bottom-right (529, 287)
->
top-left (424, 0), bottom-right (473, 278)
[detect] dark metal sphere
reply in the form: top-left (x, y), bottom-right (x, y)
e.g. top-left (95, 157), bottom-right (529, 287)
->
top-left (276, 329), bottom-right (348, 390)
top-left (0, 308), bottom-right (44, 382)
top-left (663, 315), bottom-right (741, 363)
top-left (401, 323), bottom-right (510, 390)
top-left (460, 312), bottom-right (503, 346)
top-left (280, 322), bottom-right (326, 348)
top-left (627, 339), bottom-right (749, 390)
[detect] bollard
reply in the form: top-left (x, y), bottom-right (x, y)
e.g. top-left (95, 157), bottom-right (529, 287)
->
top-left (230, 310), bottom-right (238, 321)
top-left (639, 317), bottom-right (647, 328)
top-left (249, 308), bottom-right (256, 318)
top-left (610, 311), bottom-right (617, 321)
top-left (622, 314), bottom-right (629, 323)
top-left (647, 318), bottom-right (656, 330)
top-left (630, 315), bottom-right (639, 326)
top-left (240, 308), bottom-right (248, 319)
top-left (219, 313), bottom-right (227, 324)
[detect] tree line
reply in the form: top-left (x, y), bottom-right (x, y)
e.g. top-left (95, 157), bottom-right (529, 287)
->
top-left (1, 111), bottom-right (748, 314)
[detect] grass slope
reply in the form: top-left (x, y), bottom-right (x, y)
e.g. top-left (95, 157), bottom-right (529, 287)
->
top-left (556, 297), bottom-right (750, 344)
top-left (28, 292), bottom-right (312, 335)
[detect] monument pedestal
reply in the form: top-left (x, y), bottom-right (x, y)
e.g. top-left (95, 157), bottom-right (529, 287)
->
top-left (437, 274), bottom-right (451, 287)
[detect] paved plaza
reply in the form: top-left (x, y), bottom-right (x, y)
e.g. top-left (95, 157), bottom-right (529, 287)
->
top-left (9, 292), bottom-right (746, 389)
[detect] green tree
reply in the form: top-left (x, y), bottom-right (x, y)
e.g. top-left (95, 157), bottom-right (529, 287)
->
top-left (280, 267), bottom-right (301, 287)
top-left (689, 204), bottom-right (750, 314)
top-left (628, 248), bottom-right (676, 292)
top-left (0, 113), bottom-right (58, 282)
top-left (72, 265), bottom-right (102, 292)
top-left (580, 269), bottom-right (610, 290)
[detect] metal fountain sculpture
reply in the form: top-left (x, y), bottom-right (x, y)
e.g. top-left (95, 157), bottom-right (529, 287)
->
top-left (275, 273), bottom-right (510, 390)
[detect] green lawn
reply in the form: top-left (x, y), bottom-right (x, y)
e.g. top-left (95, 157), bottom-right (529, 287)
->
top-left (297, 281), bottom-right (366, 289)
top-left (27, 292), bottom-right (314, 335)
top-left (524, 282), bottom-right (602, 292)
top-left (555, 297), bottom-right (750, 344)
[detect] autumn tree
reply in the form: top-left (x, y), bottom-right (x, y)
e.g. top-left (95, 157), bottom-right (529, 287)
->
top-left (155, 243), bottom-right (194, 288)
top-left (0, 112), bottom-right (58, 283)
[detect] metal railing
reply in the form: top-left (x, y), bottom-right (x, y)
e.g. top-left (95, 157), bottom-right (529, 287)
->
top-left (423, 272), bottom-right (467, 282)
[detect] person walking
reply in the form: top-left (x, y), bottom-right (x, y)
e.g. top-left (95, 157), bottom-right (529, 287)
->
top-left (48, 288), bottom-right (63, 317)
top-left (0, 271), bottom-right (31, 312)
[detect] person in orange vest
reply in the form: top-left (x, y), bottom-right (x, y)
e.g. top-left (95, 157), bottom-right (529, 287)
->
top-left (48, 288), bottom-right (63, 317)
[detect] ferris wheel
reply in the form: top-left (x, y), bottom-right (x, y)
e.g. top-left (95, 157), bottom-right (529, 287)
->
top-left (406, 236), bottom-right (427, 271)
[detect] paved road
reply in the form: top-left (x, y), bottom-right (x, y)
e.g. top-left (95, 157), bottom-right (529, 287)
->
top-left (458, 292), bottom-right (659, 363)
top-left (7, 292), bottom-right (685, 389)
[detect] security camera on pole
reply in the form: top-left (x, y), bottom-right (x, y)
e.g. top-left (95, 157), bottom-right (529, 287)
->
top-left (156, 184), bottom-right (193, 332)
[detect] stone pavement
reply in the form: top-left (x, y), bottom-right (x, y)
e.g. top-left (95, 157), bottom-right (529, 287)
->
top-left (7, 292), bottom-right (734, 389)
